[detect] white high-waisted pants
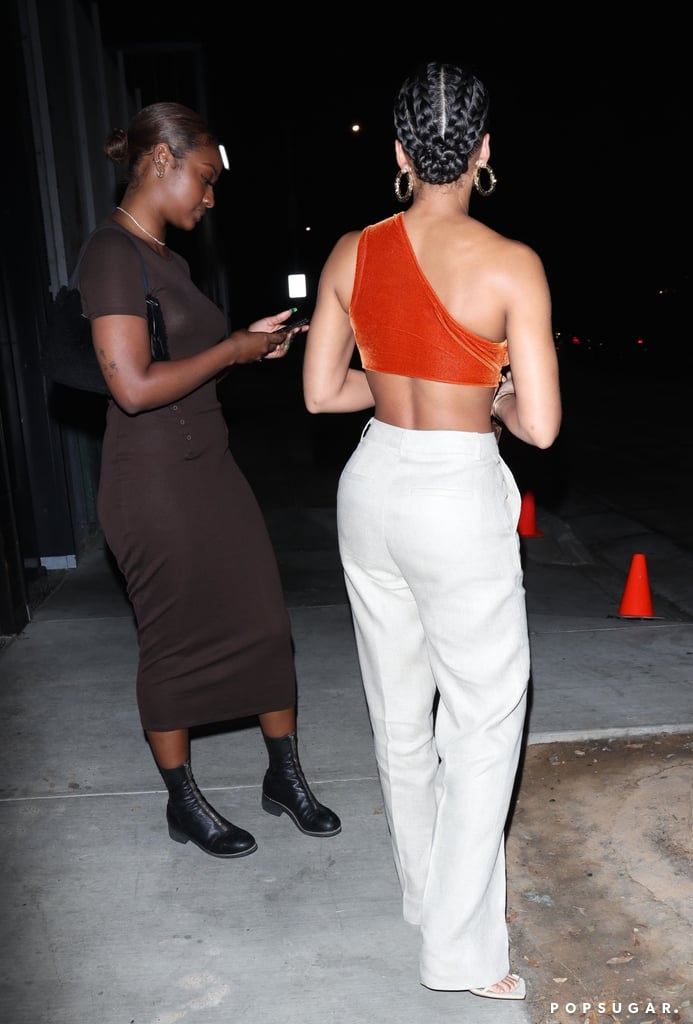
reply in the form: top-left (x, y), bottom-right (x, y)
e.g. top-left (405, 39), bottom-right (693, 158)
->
top-left (337, 418), bottom-right (529, 991)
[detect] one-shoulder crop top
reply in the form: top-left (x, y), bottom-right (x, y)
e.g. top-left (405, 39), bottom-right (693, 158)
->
top-left (349, 213), bottom-right (507, 387)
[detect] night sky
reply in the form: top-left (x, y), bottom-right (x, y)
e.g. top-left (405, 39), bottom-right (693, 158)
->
top-left (98, 8), bottom-right (688, 339)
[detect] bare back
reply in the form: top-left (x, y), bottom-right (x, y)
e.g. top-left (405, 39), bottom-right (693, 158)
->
top-left (366, 209), bottom-right (514, 430)
top-left (304, 196), bottom-right (560, 447)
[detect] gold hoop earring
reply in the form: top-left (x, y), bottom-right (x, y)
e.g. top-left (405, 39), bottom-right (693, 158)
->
top-left (473, 162), bottom-right (497, 196)
top-left (394, 167), bottom-right (413, 203)
top-left (155, 161), bottom-right (166, 178)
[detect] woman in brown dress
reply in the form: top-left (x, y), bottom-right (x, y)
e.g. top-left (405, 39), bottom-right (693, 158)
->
top-left (78, 101), bottom-right (340, 858)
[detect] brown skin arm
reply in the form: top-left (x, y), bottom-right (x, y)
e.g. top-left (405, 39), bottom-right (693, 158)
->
top-left (489, 244), bottom-right (561, 449)
top-left (92, 310), bottom-right (305, 414)
top-left (303, 232), bottom-right (374, 414)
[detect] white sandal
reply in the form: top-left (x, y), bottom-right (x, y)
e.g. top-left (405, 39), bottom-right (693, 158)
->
top-left (469, 973), bottom-right (526, 1000)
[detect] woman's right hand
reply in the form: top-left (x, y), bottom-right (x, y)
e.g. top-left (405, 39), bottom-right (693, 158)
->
top-left (492, 370), bottom-right (515, 414)
top-left (225, 328), bottom-right (288, 365)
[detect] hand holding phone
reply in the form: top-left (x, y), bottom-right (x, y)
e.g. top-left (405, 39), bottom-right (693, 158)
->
top-left (273, 316), bottom-right (309, 333)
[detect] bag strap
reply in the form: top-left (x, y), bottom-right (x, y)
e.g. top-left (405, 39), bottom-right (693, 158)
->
top-left (69, 220), bottom-right (151, 296)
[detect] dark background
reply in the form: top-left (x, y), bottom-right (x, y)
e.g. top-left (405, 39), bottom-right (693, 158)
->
top-left (2, 2), bottom-right (686, 636)
top-left (97, 8), bottom-right (688, 363)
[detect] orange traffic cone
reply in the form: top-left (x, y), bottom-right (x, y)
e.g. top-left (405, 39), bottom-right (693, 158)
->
top-left (518, 490), bottom-right (544, 537)
top-left (618, 553), bottom-right (655, 618)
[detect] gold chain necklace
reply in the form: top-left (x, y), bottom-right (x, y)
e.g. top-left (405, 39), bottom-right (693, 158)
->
top-left (116, 206), bottom-right (166, 247)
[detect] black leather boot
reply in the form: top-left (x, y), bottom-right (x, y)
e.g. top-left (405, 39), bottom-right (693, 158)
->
top-left (160, 761), bottom-right (257, 858)
top-left (261, 732), bottom-right (341, 837)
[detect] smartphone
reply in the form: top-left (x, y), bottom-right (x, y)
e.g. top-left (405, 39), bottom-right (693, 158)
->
top-left (273, 316), bottom-right (309, 333)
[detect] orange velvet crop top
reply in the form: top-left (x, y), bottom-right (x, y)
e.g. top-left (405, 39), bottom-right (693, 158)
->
top-left (349, 213), bottom-right (507, 386)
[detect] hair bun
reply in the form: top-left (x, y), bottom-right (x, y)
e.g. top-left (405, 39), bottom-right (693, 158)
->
top-left (393, 61), bottom-right (490, 185)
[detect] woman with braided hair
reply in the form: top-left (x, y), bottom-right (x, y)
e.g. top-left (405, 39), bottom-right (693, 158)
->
top-left (303, 61), bottom-right (560, 1000)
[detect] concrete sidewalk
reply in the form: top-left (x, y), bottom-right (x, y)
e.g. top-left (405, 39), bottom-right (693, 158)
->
top-left (1, 466), bottom-right (693, 1023)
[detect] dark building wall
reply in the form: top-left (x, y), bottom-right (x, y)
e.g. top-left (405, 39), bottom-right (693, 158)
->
top-left (0, 0), bottom-right (220, 635)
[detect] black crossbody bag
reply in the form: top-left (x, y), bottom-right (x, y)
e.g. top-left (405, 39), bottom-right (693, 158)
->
top-left (41, 224), bottom-right (169, 395)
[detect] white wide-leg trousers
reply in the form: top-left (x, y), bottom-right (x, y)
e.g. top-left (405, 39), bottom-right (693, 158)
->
top-left (337, 419), bottom-right (529, 991)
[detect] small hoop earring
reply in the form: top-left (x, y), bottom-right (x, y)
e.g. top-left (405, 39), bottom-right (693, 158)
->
top-left (394, 167), bottom-right (413, 203)
top-left (473, 162), bottom-right (497, 196)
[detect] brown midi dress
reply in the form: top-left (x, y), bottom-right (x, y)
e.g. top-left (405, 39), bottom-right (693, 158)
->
top-left (79, 223), bottom-right (296, 731)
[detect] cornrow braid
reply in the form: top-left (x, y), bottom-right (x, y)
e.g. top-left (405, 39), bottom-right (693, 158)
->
top-left (393, 62), bottom-right (490, 184)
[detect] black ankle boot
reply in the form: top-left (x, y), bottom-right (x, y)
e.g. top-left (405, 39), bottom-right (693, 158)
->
top-left (160, 761), bottom-right (257, 858)
top-left (261, 732), bottom-right (341, 837)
